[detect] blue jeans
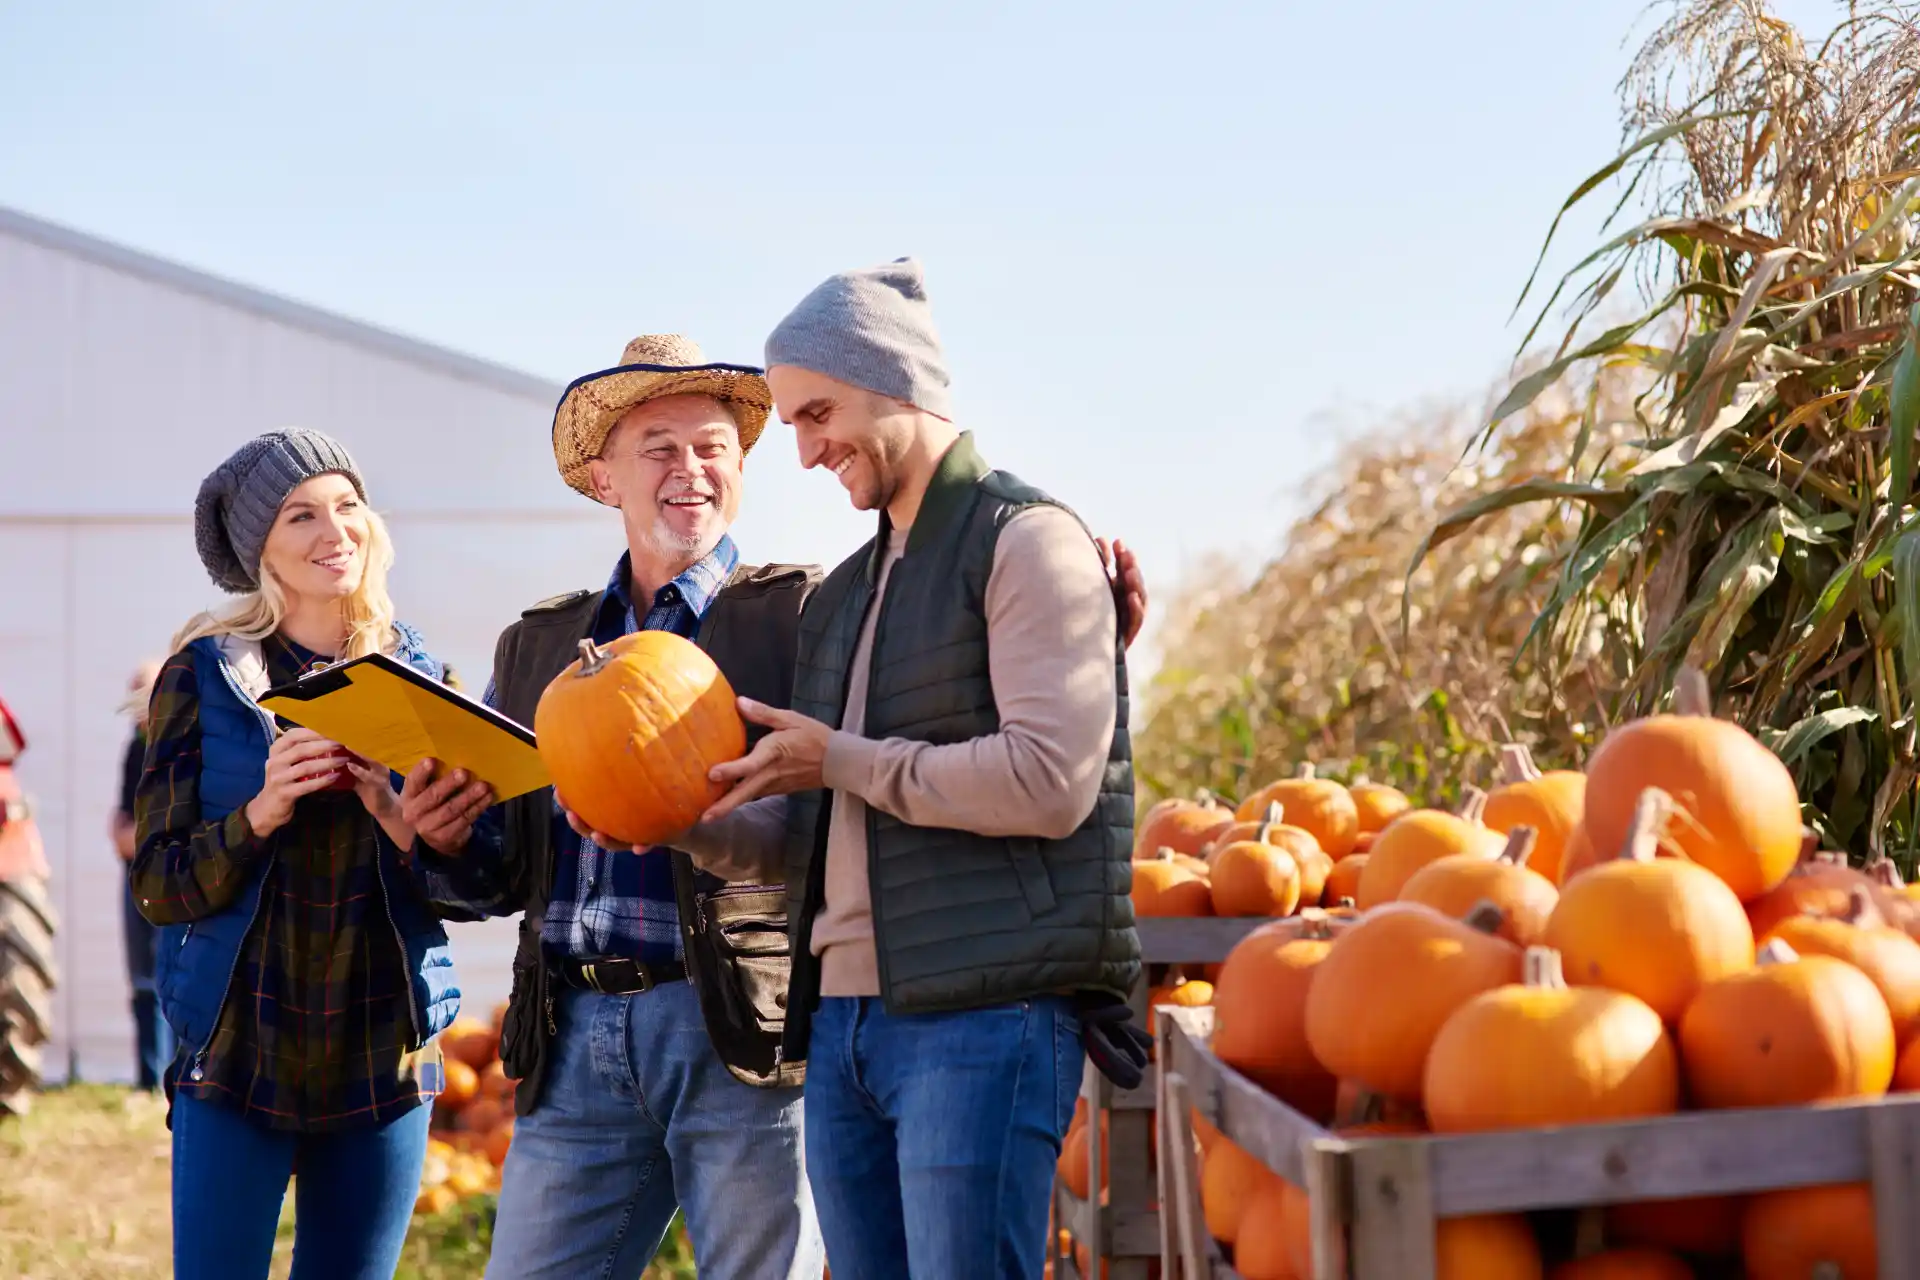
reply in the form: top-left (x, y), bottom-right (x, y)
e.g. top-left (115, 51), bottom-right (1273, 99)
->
top-left (170, 1089), bottom-right (430, 1280)
top-left (804, 994), bottom-right (1084, 1280)
top-left (131, 988), bottom-right (174, 1091)
top-left (485, 980), bottom-right (823, 1280)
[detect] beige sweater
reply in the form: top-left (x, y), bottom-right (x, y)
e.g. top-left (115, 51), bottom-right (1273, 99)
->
top-left (676, 504), bottom-right (1119, 996)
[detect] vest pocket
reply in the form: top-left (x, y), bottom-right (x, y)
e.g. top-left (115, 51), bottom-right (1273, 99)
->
top-left (1007, 838), bottom-right (1058, 918)
top-left (701, 887), bottom-right (790, 1036)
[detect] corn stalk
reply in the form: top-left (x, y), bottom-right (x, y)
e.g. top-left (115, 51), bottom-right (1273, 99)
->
top-left (1418, 0), bottom-right (1920, 866)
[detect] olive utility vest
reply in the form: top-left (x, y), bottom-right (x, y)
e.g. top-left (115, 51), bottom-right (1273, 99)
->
top-left (779, 432), bottom-right (1139, 1064)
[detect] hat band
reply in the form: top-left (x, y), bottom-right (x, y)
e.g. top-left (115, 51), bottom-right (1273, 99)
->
top-left (551, 360), bottom-right (770, 414)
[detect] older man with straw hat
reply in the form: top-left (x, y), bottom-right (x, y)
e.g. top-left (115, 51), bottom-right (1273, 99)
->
top-left (396, 334), bottom-right (825, 1279)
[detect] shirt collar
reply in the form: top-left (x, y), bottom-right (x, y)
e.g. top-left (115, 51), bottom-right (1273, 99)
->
top-left (603, 533), bottom-right (741, 624)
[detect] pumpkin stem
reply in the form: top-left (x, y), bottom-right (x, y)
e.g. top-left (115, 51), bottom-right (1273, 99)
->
top-left (1497, 743), bottom-right (1543, 786)
top-left (1870, 857), bottom-right (1907, 890)
top-left (1844, 887), bottom-right (1874, 927)
top-left (1464, 899), bottom-right (1507, 935)
top-left (1351, 772), bottom-right (1371, 787)
top-left (575, 638), bottom-right (612, 677)
top-left (1570, 1207), bottom-right (1606, 1260)
top-left (1340, 1088), bottom-right (1387, 1127)
top-left (1617, 789), bottom-right (1674, 863)
top-left (1256, 802), bottom-right (1286, 845)
top-left (1673, 665), bottom-right (1712, 716)
top-left (1499, 826), bottom-right (1539, 868)
top-left (1152, 846), bottom-right (1178, 864)
top-left (1295, 762), bottom-right (1316, 780)
top-left (1757, 938), bottom-right (1800, 966)
top-left (1335, 896), bottom-right (1357, 910)
top-left (1522, 946), bottom-right (1566, 989)
top-left (1455, 785), bottom-right (1489, 824)
top-left (1296, 907), bottom-right (1334, 940)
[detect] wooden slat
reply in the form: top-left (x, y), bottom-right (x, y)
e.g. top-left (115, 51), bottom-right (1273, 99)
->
top-left (1422, 1094), bottom-right (1920, 1214)
top-left (1164, 1012), bottom-right (1330, 1188)
top-left (1055, 1185), bottom-right (1164, 1258)
top-left (1304, 1138), bottom-right (1350, 1280)
top-left (1164, 1072), bottom-right (1210, 1280)
top-left (1346, 1136), bottom-right (1438, 1280)
top-left (1870, 1103), bottom-right (1920, 1276)
top-left (1138, 916), bottom-right (1288, 964)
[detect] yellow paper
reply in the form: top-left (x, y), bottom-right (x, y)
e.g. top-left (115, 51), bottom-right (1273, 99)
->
top-left (259, 652), bottom-right (550, 802)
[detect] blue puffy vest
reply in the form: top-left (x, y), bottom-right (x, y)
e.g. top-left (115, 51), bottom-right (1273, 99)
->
top-left (152, 622), bottom-right (461, 1081)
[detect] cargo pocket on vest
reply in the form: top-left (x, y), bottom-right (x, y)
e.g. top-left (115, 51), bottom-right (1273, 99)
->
top-left (1008, 839), bottom-right (1057, 919)
top-left (703, 887), bottom-right (791, 1037)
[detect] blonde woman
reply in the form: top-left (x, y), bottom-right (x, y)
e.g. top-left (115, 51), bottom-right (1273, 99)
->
top-left (131, 429), bottom-right (459, 1280)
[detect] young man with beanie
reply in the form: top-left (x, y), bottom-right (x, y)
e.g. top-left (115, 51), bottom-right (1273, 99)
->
top-left (643, 260), bottom-right (1147, 1279)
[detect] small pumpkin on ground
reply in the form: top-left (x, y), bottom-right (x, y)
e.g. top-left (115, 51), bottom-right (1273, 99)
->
top-left (1354, 787), bottom-right (1505, 909)
top-left (1679, 938), bottom-right (1895, 1109)
top-left (1423, 945), bottom-right (1678, 1133)
top-left (1543, 788), bottom-right (1754, 1024)
top-left (1399, 826), bottom-right (1559, 945)
top-left (1236, 763), bottom-right (1361, 860)
top-left (1740, 1182), bottom-right (1877, 1280)
top-left (1303, 900), bottom-right (1523, 1101)
top-left (1482, 743), bottom-right (1587, 886)
top-left (1579, 666), bottom-right (1801, 903)
top-left (534, 632), bottom-right (746, 846)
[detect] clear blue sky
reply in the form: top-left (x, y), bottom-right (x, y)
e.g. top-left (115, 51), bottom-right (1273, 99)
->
top-left (0, 0), bottom-right (1842, 675)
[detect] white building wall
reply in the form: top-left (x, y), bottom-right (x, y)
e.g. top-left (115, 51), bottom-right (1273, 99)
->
top-left (0, 208), bottom-right (632, 1082)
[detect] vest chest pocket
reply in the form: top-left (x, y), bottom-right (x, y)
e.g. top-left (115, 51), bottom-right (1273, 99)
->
top-left (1007, 838), bottom-right (1058, 919)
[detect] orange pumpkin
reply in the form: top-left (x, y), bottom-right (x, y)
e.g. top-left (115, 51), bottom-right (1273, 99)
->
top-left (1399, 826), bottom-right (1559, 945)
top-left (1603, 1194), bottom-right (1744, 1258)
top-left (1546, 1251), bottom-right (1694, 1280)
top-left (1236, 763), bottom-right (1361, 859)
top-left (1146, 977), bottom-right (1214, 1010)
top-left (1304, 901), bottom-right (1523, 1101)
top-left (1202, 800), bottom-right (1285, 858)
top-left (1200, 1136), bottom-right (1281, 1246)
top-left (1350, 831), bottom-right (1377, 856)
top-left (1482, 743), bottom-right (1587, 886)
top-left (1131, 849), bottom-right (1215, 917)
top-left (440, 1058), bottom-right (479, 1112)
top-left (1211, 911), bottom-right (1341, 1121)
top-left (534, 632), bottom-right (746, 846)
top-left (1543, 788), bottom-right (1754, 1024)
top-left (1211, 824), bottom-right (1306, 919)
top-left (1679, 938), bottom-right (1895, 1109)
top-left (1355, 788), bottom-right (1505, 908)
top-left (1233, 1176), bottom-right (1305, 1280)
top-left (477, 1059), bottom-right (514, 1104)
top-left (457, 1097), bottom-right (505, 1134)
top-left (1349, 777), bottom-right (1413, 834)
top-left (1238, 806), bottom-right (1336, 904)
top-left (1137, 791), bottom-right (1236, 859)
top-left (1740, 1183), bottom-right (1876, 1280)
top-left (1433, 1215), bottom-right (1544, 1279)
top-left (1057, 1112), bottom-right (1108, 1200)
top-left (1745, 843), bottom-right (1902, 939)
top-left (483, 1121), bottom-right (515, 1168)
top-left (1324, 853), bottom-right (1367, 908)
top-left (441, 1015), bottom-right (499, 1071)
top-left (1764, 888), bottom-right (1920, 1045)
top-left (1899, 1035), bottom-right (1920, 1091)
top-left (1580, 667), bottom-right (1801, 903)
top-left (1424, 946), bottom-right (1677, 1133)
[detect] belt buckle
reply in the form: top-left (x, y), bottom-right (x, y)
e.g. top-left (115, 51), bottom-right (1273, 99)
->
top-left (632, 963), bottom-right (654, 994)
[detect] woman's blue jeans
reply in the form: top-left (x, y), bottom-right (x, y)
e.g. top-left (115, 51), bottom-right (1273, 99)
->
top-left (170, 1090), bottom-right (430, 1279)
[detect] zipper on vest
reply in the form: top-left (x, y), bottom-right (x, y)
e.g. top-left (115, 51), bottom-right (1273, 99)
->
top-left (863, 572), bottom-right (906, 1009)
top-left (375, 851), bottom-right (424, 1048)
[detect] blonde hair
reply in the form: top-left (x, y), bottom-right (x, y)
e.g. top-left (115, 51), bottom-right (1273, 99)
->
top-left (171, 507), bottom-right (399, 661)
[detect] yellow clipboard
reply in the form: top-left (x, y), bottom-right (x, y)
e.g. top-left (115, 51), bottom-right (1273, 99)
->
top-left (258, 652), bottom-right (550, 803)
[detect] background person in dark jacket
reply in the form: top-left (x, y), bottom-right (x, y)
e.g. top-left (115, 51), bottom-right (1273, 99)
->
top-left (111, 659), bottom-right (169, 1091)
top-left (132, 428), bottom-right (461, 1280)
top-left (623, 259), bottom-right (1145, 1280)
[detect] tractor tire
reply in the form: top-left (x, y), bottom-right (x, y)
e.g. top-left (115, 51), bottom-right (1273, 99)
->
top-left (0, 873), bottom-right (59, 1118)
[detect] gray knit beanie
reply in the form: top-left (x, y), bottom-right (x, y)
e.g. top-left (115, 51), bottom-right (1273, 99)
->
top-left (764, 257), bottom-right (953, 419)
top-left (193, 428), bottom-right (367, 593)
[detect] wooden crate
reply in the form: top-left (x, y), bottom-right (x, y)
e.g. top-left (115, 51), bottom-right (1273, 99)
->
top-left (1154, 1004), bottom-right (1920, 1280)
top-left (1051, 917), bottom-right (1287, 1280)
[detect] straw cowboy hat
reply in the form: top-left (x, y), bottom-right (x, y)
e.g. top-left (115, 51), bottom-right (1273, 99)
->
top-left (551, 334), bottom-right (773, 500)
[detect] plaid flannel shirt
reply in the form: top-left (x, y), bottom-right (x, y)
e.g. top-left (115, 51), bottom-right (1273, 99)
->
top-left (130, 634), bottom-right (443, 1132)
top-left (412, 537), bottom-right (739, 965)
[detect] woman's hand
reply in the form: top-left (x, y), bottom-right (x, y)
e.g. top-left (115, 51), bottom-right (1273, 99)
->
top-left (243, 728), bottom-right (350, 838)
top-left (346, 754), bottom-right (414, 850)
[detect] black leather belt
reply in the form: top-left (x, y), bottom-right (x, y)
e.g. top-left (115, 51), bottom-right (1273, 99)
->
top-left (554, 955), bottom-right (687, 995)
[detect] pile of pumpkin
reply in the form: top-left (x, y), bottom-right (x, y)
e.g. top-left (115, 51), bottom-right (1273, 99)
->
top-left (415, 1001), bottom-right (516, 1217)
top-left (1147, 668), bottom-right (1920, 1279)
